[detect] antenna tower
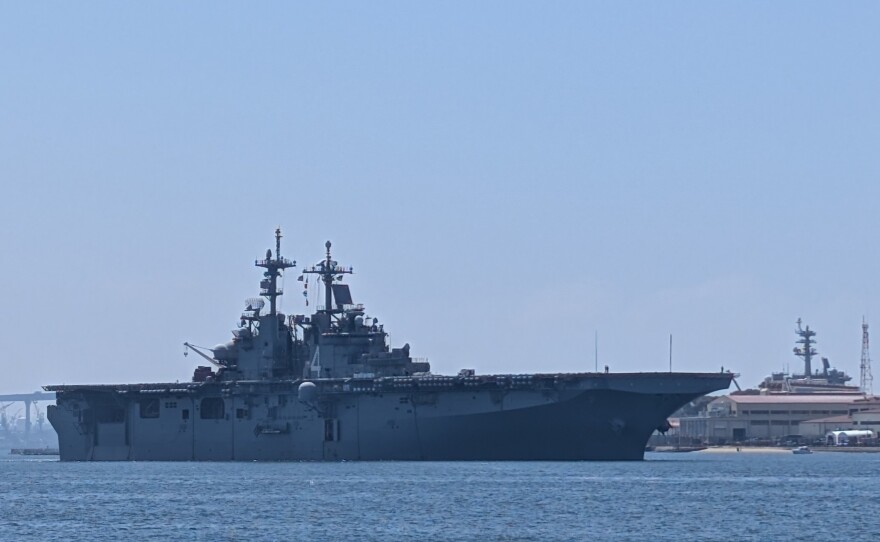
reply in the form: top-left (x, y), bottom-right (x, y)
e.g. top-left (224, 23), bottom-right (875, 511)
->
top-left (861, 318), bottom-right (874, 396)
top-left (793, 318), bottom-right (817, 377)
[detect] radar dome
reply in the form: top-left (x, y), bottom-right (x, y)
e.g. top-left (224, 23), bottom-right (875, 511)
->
top-left (212, 342), bottom-right (237, 361)
top-left (298, 381), bottom-right (317, 403)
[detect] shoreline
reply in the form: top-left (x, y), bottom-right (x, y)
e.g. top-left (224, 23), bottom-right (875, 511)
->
top-left (692, 446), bottom-right (880, 454)
top-left (697, 446), bottom-right (788, 454)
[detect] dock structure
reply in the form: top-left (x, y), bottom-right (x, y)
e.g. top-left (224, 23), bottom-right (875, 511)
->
top-left (0, 392), bottom-right (55, 436)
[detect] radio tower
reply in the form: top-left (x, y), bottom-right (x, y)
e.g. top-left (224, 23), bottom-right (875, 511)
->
top-left (861, 318), bottom-right (874, 396)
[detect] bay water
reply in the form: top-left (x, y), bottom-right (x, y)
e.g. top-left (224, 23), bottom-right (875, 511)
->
top-left (2, 451), bottom-right (878, 541)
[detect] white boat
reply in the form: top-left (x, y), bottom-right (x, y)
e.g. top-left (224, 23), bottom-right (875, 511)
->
top-left (792, 446), bottom-right (813, 455)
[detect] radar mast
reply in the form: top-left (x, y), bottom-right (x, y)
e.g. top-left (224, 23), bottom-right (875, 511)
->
top-left (302, 240), bottom-right (353, 318)
top-left (793, 318), bottom-right (817, 377)
top-left (254, 228), bottom-right (296, 316)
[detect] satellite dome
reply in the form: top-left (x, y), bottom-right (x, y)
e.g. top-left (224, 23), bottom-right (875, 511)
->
top-left (298, 381), bottom-right (318, 403)
top-left (212, 342), bottom-right (237, 361)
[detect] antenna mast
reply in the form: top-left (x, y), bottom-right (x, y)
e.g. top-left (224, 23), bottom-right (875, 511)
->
top-left (793, 318), bottom-right (817, 378)
top-left (861, 318), bottom-right (874, 396)
top-left (302, 240), bottom-right (353, 316)
top-left (255, 228), bottom-right (296, 316)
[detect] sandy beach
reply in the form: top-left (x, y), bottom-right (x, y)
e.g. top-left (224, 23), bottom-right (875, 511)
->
top-left (697, 446), bottom-right (790, 454)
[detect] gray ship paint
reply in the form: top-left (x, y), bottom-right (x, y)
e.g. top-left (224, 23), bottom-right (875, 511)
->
top-left (46, 230), bottom-right (733, 461)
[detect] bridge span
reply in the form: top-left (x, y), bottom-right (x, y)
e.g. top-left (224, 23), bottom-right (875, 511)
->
top-left (0, 392), bottom-right (55, 436)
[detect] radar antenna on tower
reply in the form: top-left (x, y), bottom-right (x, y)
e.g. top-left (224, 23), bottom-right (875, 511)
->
top-left (301, 240), bottom-right (353, 316)
top-left (793, 318), bottom-right (818, 378)
top-left (254, 228), bottom-right (296, 317)
top-left (861, 318), bottom-right (874, 396)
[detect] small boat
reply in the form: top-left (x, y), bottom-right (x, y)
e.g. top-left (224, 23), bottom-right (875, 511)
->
top-left (792, 446), bottom-right (812, 455)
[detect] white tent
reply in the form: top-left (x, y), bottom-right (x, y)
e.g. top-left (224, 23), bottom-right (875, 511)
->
top-left (826, 430), bottom-right (874, 446)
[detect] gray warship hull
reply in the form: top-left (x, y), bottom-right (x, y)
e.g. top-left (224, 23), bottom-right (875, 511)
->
top-left (46, 372), bottom-right (732, 461)
top-left (45, 231), bottom-right (733, 461)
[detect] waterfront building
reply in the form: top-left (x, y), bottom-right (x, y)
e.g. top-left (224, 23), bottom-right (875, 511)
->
top-left (678, 395), bottom-right (880, 443)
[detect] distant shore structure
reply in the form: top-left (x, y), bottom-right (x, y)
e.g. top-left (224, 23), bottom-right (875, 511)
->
top-left (674, 319), bottom-right (879, 446)
top-left (758, 319), bottom-right (859, 395)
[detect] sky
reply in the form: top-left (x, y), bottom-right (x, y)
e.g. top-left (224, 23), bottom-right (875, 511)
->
top-left (1, 3), bottom-right (879, 394)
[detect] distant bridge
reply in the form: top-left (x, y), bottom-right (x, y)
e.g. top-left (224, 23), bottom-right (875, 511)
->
top-left (0, 392), bottom-right (55, 435)
top-left (0, 392), bottom-right (55, 402)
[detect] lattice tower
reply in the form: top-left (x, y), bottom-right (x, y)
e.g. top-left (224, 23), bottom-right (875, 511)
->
top-left (861, 318), bottom-right (874, 396)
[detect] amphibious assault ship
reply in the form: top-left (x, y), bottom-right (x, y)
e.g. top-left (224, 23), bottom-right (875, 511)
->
top-left (46, 230), bottom-right (733, 461)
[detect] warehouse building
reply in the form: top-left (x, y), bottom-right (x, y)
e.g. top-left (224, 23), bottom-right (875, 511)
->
top-left (798, 409), bottom-right (880, 439)
top-left (678, 394), bottom-right (880, 443)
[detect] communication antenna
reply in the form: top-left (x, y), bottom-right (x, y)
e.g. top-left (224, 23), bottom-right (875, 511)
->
top-left (793, 318), bottom-right (817, 377)
top-left (254, 228), bottom-right (296, 317)
top-left (861, 317), bottom-right (874, 396)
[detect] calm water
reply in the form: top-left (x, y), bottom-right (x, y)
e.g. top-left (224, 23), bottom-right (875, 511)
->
top-left (1, 452), bottom-right (878, 541)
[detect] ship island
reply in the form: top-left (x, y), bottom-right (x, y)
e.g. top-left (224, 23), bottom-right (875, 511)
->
top-left (46, 229), bottom-right (733, 461)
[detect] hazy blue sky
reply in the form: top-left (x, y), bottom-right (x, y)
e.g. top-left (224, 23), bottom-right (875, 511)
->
top-left (2, 3), bottom-right (879, 394)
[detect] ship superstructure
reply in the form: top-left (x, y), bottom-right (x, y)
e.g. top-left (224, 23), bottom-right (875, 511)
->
top-left (46, 230), bottom-right (732, 461)
top-left (182, 233), bottom-right (427, 384)
top-left (759, 319), bottom-right (859, 394)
